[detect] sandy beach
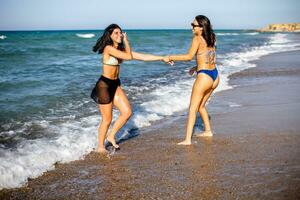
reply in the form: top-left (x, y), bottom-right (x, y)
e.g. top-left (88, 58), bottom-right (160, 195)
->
top-left (1, 50), bottom-right (300, 199)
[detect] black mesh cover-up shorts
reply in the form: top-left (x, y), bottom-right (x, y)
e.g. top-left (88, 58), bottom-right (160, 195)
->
top-left (90, 75), bottom-right (121, 104)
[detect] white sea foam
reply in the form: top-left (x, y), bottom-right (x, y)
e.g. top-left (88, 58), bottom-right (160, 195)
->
top-left (229, 102), bottom-right (241, 107)
top-left (1, 33), bottom-right (300, 190)
top-left (0, 115), bottom-right (99, 189)
top-left (269, 33), bottom-right (290, 44)
top-left (218, 33), bottom-right (300, 90)
top-left (76, 33), bottom-right (95, 38)
top-left (244, 32), bottom-right (259, 35)
top-left (216, 33), bottom-right (240, 36)
top-left (217, 32), bottom-right (259, 36)
top-left (0, 35), bottom-right (7, 40)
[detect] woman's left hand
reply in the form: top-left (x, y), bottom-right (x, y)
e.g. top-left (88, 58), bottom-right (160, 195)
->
top-left (189, 66), bottom-right (197, 75)
top-left (167, 60), bottom-right (174, 66)
top-left (122, 32), bottom-right (128, 42)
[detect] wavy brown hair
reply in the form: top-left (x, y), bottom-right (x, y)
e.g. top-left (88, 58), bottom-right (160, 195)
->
top-left (93, 24), bottom-right (125, 54)
top-left (195, 15), bottom-right (216, 48)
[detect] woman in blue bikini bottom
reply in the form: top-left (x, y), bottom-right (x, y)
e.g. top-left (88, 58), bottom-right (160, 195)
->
top-left (163, 15), bottom-right (220, 145)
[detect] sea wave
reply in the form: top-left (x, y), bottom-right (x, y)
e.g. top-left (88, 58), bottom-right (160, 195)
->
top-left (216, 33), bottom-right (240, 36)
top-left (0, 35), bottom-right (7, 40)
top-left (216, 32), bottom-right (259, 36)
top-left (244, 32), bottom-right (259, 35)
top-left (75, 33), bottom-right (95, 38)
top-left (219, 33), bottom-right (300, 89)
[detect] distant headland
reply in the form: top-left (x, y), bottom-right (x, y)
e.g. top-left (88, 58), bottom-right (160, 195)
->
top-left (258, 23), bottom-right (300, 32)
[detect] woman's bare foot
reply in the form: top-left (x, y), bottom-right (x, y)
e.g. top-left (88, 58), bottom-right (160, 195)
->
top-left (177, 139), bottom-right (192, 145)
top-left (196, 130), bottom-right (213, 137)
top-left (97, 147), bottom-right (108, 154)
top-left (106, 135), bottom-right (120, 149)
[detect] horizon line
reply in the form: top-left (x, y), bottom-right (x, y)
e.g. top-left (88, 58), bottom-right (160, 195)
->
top-left (0, 28), bottom-right (257, 32)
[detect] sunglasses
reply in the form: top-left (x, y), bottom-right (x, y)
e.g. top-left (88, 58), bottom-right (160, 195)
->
top-left (191, 23), bottom-right (201, 28)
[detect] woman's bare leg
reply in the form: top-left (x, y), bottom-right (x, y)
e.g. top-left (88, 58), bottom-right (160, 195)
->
top-left (106, 87), bottom-right (132, 148)
top-left (197, 76), bottom-right (219, 137)
top-left (97, 103), bottom-right (113, 153)
top-left (197, 89), bottom-right (214, 136)
top-left (178, 74), bottom-right (213, 145)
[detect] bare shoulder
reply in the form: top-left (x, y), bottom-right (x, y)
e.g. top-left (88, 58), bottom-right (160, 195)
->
top-left (193, 35), bottom-right (202, 42)
top-left (103, 45), bottom-right (114, 53)
top-left (191, 36), bottom-right (201, 48)
top-left (198, 37), bottom-right (207, 47)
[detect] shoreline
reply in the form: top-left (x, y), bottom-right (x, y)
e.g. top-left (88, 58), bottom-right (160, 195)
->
top-left (1, 49), bottom-right (300, 199)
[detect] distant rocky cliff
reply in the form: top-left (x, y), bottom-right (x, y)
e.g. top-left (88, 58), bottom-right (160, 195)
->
top-left (258, 23), bottom-right (300, 32)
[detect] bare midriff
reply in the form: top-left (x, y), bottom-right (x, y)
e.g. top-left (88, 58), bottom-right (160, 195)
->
top-left (102, 65), bottom-right (120, 80)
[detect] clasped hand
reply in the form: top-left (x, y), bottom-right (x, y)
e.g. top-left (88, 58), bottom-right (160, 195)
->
top-left (162, 56), bottom-right (174, 66)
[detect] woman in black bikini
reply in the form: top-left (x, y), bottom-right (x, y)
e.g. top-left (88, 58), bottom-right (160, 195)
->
top-left (164, 15), bottom-right (219, 145)
top-left (92, 24), bottom-right (166, 153)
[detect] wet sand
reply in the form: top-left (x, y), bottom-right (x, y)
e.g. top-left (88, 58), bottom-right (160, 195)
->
top-left (1, 50), bottom-right (300, 199)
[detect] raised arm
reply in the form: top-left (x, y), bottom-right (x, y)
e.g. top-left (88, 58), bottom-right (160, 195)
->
top-left (103, 33), bottom-right (133, 60)
top-left (167, 36), bottom-right (200, 61)
top-left (132, 52), bottom-right (163, 61)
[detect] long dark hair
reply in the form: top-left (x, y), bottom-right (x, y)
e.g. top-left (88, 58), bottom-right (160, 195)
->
top-left (195, 15), bottom-right (216, 47)
top-left (93, 24), bottom-right (125, 54)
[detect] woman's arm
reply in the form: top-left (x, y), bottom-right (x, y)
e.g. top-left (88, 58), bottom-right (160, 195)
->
top-left (167, 36), bottom-right (200, 61)
top-left (132, 52), bottom-right (163, 61)
top-left (103, 33), bottom-right (133, 60)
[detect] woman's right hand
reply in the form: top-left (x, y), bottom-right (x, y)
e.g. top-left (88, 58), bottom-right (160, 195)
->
top-left (163, 56), bottom-right (170, 63)
top-left (163, 56), bottom-right (174, 66)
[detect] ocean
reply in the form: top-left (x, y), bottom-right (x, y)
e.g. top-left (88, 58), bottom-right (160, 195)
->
top-left (0, 29), bottom-right (300, 189)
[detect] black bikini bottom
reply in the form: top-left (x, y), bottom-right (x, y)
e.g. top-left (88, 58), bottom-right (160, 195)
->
top-left (91, 75), bottom-right (121, 104)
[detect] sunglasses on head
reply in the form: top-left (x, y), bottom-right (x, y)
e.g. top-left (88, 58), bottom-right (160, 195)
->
top-left (191, 23), bottom-right (201, 28)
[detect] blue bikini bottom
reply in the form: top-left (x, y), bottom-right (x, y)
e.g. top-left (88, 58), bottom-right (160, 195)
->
top-left (196, 68), bottom-right (218, 81)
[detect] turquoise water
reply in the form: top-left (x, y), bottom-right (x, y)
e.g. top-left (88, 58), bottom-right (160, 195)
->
top-left (0, 29), bottom-right (299, 189)
top-left (0, 30), bottom-right (270, 122)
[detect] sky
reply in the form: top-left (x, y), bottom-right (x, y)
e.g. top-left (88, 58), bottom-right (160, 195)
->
top-left (0, 0), bottom-right (299, 30)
